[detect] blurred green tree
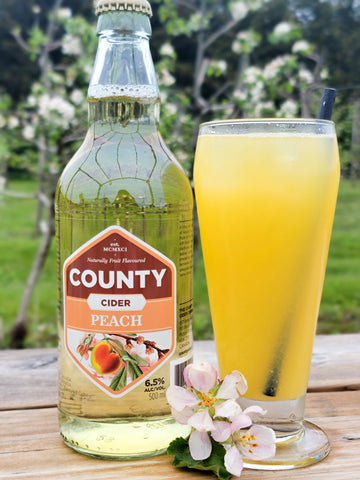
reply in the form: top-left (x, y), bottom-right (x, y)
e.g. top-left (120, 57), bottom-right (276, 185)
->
top-left (0, 0), bottom-right (359, 346)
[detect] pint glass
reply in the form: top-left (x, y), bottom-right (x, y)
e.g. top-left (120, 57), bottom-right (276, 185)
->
top-left (194, 119), bottom-right (340, 468)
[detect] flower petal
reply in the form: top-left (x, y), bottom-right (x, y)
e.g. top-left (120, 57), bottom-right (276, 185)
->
top-left (239, 425), bottom-right (276, 460)
top-left (217, 371), bottom-right (248, 399)
top-left (211, 420), bottom-right (232, 442)
top-left (189, 430), bottom-right (212, 460)
top-left (184, 362), bottom-right (219, 392)
top-left (188, 408), bottom-right (214, 432)
top-left (171, 406), bottom-right (194, 425)
top-left (224, 445), bottom-right (244, 477)
top-left (166, 385), bottom-right (198, 411)
top-left (214, 399), bottom-right (241, 420)
top-left (231, 413), bottom-right (252, 431)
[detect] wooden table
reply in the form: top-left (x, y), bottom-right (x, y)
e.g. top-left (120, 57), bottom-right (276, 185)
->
top-left (1, 334), bottom-right (360, 479)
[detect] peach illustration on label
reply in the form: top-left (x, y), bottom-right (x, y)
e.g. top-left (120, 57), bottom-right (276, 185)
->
top-left (63, 225), bottom-right (176, 398)
top-left (91, 341), bottom-right (123, 375)
top-left (75, 332), bottom-right (170, 392)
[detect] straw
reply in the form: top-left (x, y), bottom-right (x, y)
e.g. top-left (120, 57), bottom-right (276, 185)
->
top-left (263, 330), bottom-right (288, 397)
top-left (263, 89), bottom-right (337, 398)
top-left (318, 88), bottom-right (336, 120)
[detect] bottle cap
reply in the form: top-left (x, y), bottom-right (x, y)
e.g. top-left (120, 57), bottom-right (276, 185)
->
top-left (95, 0), bottom-right (152, 17)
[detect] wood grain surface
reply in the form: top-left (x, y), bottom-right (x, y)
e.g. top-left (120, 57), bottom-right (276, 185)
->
top-left (1, 335), bottom-right (359, 479)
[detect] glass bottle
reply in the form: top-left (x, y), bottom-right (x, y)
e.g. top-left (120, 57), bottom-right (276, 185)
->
top-left (55, 0), bottom-right (193, 459)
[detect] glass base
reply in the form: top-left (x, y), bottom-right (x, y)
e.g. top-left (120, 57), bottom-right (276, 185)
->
top-left (243, 420), bottom-right (330, 470)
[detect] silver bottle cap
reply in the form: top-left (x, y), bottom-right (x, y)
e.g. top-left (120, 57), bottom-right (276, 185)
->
top-left (95, 0), bottom-right (152, 17)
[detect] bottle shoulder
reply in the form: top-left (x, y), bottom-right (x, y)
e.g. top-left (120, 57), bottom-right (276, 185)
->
top-left (57, 126), bottom-right (192, 209)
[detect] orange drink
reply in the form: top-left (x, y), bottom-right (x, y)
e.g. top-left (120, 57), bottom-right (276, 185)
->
top-left (194, 119), bottom-right (340, 469)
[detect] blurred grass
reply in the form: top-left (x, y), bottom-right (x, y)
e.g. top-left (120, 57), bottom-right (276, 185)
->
top-left (318, 180), bottom-right (360, 333)
top-left (0, 178), bottom-right (58, 348)
top-left (0, 177), bottom-right (359, 348)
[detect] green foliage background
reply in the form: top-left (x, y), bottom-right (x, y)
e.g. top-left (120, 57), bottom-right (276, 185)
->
top-left (0, 0), bottom-right (360, 347)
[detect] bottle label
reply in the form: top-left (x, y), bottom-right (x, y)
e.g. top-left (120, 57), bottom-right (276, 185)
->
top-left (63, 225), bottom-right (176, 398)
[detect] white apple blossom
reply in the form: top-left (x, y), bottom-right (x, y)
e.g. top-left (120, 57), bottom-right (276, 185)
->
top-left (48, 72), bottom-right (63, 85)
top-left (38, 93), bottom-right (51, 117)
top-left (160, 68), bottom-right (175, 86)
top-left (208, 60), bottom-right (227, 75)
top-left (184, 362), bottom-right (219, 392)
top-left (273, 21), bottom-right (293, 37)
top-left (242, 65), bottom-right (262, 84)
top-left (83, 64), bottom-right (94, 79)
top-left (70, 89), bottom-right (85, 105)
top-left (62, 34), bottom-right (83, 56)
top-left (299, 68), bottom-right (314, 85)
top-left (160, 43), bottom-right (175, 57)
top-left (232, 30), bottom-right (260, 55)
top-left (164, 103), bottom-right (177, 116)
top-left (32, 5), bottom-right (41, 15)
top-left (240, 67), bottom-right (264, 106)
top-left (8, 116), bottom-right (20, 129)
top-left (263, 55), bottom-right (290, 80)
top-left (38, 94), bottom-right (75, 129)
top-left (233, 88), bottom-right (247, 101)
top-left (167, 362), bottom-right (276, 476)
top-left (56, 7), bottom-right (72, 20)
top-left (189, 13), bottom-right (204, 32)
top-left (224, 425), bottom-right (276, 476)
top-left (159, 91), bottom-right (168, 104)
top-left (27, 95), bottom-right (37, 107)
top-left (175, 149), bottom-right (188, 163)
top-left (31, 82), bottom-right (43, 95)
top-left (222, 104), bottom-right (234, 117)
top-left (216, 60), bottom-right (227, 73)
top-left (22, 124), bottom-right (35, 141)
top-left (292, 40), bottom-right (311, 54)
top-left (249, 82), bottom-right (264, 104)
top-left (229, 1), bottom-right (249, 22)
top-left (50, 96), bottom-right (75, 124)
top-left (255, 101), bottom-right (275, 117)
top-left (232, 39), bottom-right (242, 55)
top-left (278, 99), bottom-right (298, 118)
top-left (320, 68), bottom-right (329, 80)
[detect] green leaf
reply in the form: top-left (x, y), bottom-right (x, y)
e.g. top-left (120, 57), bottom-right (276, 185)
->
top-left (127, 361), bottom-right (143, 381)
top-left (109, 366), bottom-right (127, 391)
top-left (106, 338), bottom-right (126, 354)
top-left (83, 333), bottom-right (95, 347)
top-left (117, 347), bottom-right (149, 369)
top-left (127, 353), bottom-right (149, 367)
top-left (167, 437), bottom-right (232, 480)
top-left (28, 26), bottom-right (47, 51)
top-left (120, 351), bottom-right (138, 363)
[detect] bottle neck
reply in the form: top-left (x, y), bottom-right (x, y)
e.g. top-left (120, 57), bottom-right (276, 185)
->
top-left (88, 11), bottom-right (160, 127)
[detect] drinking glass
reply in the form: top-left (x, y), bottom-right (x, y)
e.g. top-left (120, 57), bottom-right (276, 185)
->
top-left (194, 119), bottom-right (340, 469)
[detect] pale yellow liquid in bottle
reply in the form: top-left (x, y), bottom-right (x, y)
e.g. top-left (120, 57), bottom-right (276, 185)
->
top-left (194, 132), bottom-right (339, 401)
top-left (56, 99), bottom-right (193, 458)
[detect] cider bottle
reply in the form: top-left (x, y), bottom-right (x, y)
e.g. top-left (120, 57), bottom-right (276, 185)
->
top-left (55, 0), bottom-right (193, 459)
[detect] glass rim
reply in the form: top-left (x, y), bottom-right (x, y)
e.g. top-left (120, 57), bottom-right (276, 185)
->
top-left (198, 118), bottom-right (335, 136)
top-left (199, 118), bottom-right (335, 127)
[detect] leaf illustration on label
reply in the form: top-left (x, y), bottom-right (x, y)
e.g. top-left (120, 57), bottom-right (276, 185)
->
top-left (128, 361), bottom-right (144, 382)
top-left (110, 366), bottom-right (127, 391)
